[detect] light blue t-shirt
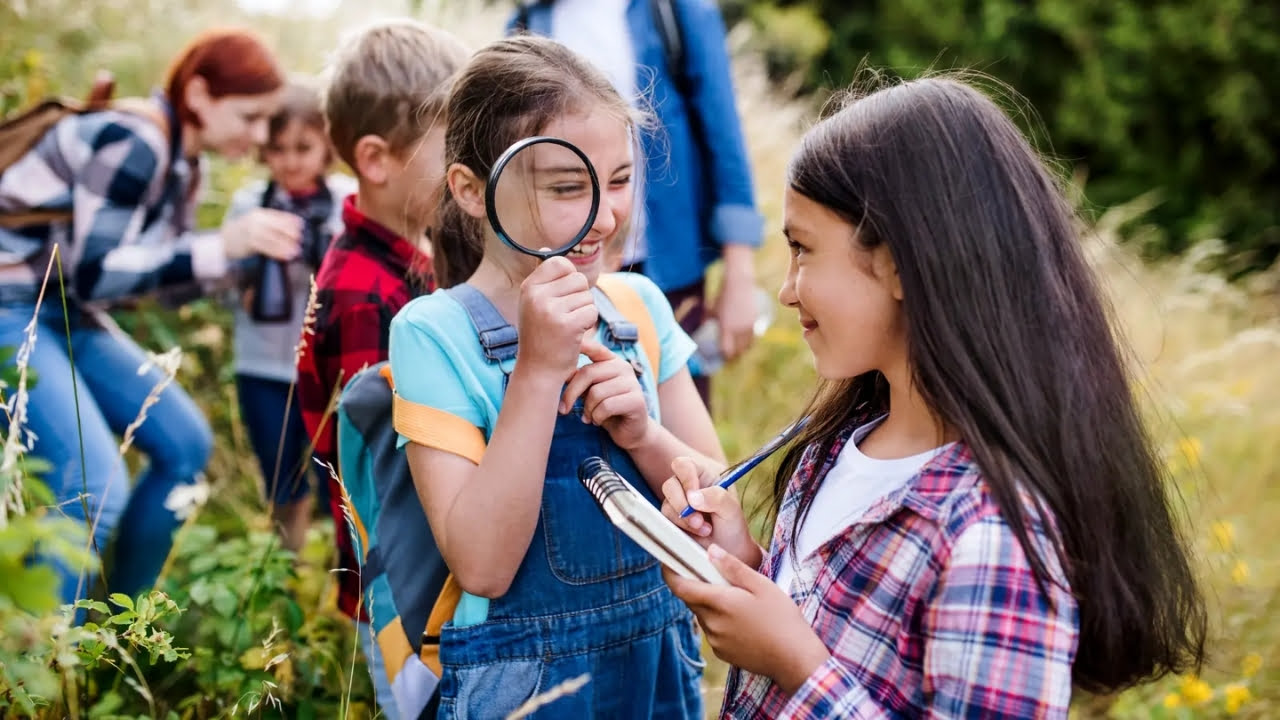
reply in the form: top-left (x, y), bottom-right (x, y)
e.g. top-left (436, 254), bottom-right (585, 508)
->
top-left (389, 271), bottom-right (694, 445)
top-left (387, 272), bottom-right (695, 626)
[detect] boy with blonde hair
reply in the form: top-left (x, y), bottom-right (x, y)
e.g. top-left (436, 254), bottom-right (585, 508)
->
top-left (294, 19), bottom-right (468, 718)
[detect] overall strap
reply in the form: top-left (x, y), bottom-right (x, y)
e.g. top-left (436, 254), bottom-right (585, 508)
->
top-left (445, 284), bottom-right (519, 363)
top-left (590, 286), bottom-right (639, 348)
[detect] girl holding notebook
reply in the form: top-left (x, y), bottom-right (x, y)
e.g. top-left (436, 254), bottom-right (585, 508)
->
top-left (661, 77), bottom-right (1208, 718)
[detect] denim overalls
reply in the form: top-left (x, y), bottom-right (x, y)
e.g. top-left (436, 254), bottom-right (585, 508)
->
top-left (435, 284), bottom-right (704, 720)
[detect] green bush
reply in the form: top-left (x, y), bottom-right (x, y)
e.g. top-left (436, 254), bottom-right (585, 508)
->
top-left (729, 0), bottom-right (1280, 273)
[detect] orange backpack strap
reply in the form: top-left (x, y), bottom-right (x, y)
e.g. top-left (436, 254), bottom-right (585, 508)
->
top-left (375, 363), bottom-right (466, 677)
top-left (384, 365), bottom-right (486, 465)
top-left (595, 274), bottom-right (662, 381)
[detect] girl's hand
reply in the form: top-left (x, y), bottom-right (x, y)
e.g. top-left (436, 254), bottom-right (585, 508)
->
top-left (560, 339), bottom-right (650, 449)
top-left (516, 257), bottom-right (598, 379)
top-left (660, 457), bottom-right (760, 567)
top-left (222, 208), bottom-right (303, 261)
top-left (664, 545), bottom-right (832, 695)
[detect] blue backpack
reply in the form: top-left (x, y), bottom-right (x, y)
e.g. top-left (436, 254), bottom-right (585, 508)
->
top-left (335, 275), bottom-right (662, 718)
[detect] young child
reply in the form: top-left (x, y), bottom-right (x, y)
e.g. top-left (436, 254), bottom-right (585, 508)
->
top-left (660, 77), bottom-right (1208, 717)
top-left (224, 80), bottom-right (355, 552)
top-left (293, 19), bottom-right (468, 718)
top-left (388, 36), bottom-right (725, 719)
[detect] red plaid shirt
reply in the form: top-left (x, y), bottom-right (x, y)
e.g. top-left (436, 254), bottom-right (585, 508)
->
top-left (296, 195), bottom-right (431, 620)
top-left (722, 417), bottom-right (1078, 718)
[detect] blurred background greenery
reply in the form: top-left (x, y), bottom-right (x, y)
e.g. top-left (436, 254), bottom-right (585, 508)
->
top-left (0, 0), bottom-right (1277, 718)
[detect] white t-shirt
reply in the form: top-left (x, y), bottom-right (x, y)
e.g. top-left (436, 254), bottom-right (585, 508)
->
top-left (550, 0), bottom-right (637, 104)
top-left (774, 417), bottom-right (952, 593)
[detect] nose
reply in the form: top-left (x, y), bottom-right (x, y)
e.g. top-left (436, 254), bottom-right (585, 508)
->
top-left (779, 262), bottom-right (799, 308)
top-left (590, 190), bottom-right (619, 238)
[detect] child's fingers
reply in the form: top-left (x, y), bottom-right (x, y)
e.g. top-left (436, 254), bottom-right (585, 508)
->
top-left (583, 374), bottom-right (640, 422)
top-left (579, 338), bottom-right (615, 364)
top-left (559, 362), bottom-right (610, 413)
top-left (661, 566), bottom-right (722, 611)
top-left (707, 544), bottom-right (766, 591)
top-left (685, 486), bottom-right (741, 519)
top-left (660, 477), bottom-right (706, 531)
top-left (671, 456), bottom-right (704, 494)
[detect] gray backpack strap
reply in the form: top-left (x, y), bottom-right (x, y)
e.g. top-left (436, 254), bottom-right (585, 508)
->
top-left (591, 286), bottom-right (639, 349)
top-left (445, 284), bottom-right (519, 363)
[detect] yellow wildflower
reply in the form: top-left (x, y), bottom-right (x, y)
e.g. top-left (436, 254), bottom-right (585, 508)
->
top-left (1231, 560), bottom-right (1250, 585)
top-left (1179, 675), bottom-right (1214, 706)
top-left (1162, 692), bottom-right (1182, 709)
top-left (1241, 652), bottom-right (1263, 678)
top-left (1177, 436), bottom-right (1202, 470)
top-left (1211, 521), bottom-right (1235, 552)
top-left (1223, 683), bottom-right (1251, 715)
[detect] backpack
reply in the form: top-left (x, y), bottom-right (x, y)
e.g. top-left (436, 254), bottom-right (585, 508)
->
top-left (334, 275), bottom-right (660, 719)
top-left (0, 71), bottom-right (170, 230)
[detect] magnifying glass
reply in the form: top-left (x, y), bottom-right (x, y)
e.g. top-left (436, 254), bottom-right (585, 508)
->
top-left (485, 136), bottom-right (601, 259)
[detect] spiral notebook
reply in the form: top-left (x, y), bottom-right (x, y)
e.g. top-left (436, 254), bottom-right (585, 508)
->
top-left (578, 457), bottom-right (728, 586)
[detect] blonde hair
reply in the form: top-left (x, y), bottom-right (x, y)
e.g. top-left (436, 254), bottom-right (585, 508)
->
top-left (322, 19), bottom-right (469, 168)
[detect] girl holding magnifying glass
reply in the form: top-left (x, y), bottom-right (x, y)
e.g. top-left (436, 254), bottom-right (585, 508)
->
top-left (388, 35), bottom-right (724, 719)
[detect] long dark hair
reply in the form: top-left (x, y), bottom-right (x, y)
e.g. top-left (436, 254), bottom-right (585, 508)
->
top-left (432, 35), bottom-right (641, 288)
top-left (776, 75), bottom-right (1206, 692)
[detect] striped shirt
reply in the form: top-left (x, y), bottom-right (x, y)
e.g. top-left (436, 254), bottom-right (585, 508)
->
top-left (0, 97), bottom-right (224, 307)
top-left (722, 418), bottom-right (1078, 719)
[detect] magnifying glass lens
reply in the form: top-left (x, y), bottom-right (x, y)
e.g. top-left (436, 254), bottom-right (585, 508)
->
top-left (487, 137), bottom-right (600, 259)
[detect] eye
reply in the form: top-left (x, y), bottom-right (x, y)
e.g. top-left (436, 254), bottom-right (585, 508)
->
top-left (548, 183), bottom-right (588, 197)
top-left (787, 238), bottom-right (807, 257)
top-left (609, 175), bottom-right (632, 188)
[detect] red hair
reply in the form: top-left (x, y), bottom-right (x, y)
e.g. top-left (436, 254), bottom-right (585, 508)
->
top-left (165, 28), bottom-right (285, 127)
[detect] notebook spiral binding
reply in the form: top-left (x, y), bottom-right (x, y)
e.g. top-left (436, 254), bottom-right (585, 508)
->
top-left (578, 456), bottom-right (627, 507)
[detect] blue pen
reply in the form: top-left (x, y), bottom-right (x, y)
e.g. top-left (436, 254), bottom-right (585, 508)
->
top-left (679, 417), bottom-right (809, 518)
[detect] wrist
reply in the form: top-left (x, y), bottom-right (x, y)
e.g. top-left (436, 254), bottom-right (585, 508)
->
top-left (614, 415), bottom-right (659, 451)
top-left (775, 634), bottom-right (831, 696)
top-left (720, 245), bottom-right (756, 280)
top-left (509, 359), bottom-right (570, 394)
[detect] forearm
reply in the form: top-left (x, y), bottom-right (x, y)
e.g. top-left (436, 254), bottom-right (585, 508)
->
top-left (622, 419), bottom-right (725, 497)
top-left (721, 243), bottom-right (755, 278)
top-left (440, 364), bottom-right (563, 596)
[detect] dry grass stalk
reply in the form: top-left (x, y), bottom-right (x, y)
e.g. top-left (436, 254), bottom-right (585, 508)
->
top-left (504, 673), bottom-right (591, 720)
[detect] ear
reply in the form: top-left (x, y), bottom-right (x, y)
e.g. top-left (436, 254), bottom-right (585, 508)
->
top-left (446, 163), bottom-right (486, 220)
top-left (184, 75), bottom-right (211, 118)
top-left (353, 134), bottom-right (391, 185)
top-left (870, 244), bottom-right (904, 301)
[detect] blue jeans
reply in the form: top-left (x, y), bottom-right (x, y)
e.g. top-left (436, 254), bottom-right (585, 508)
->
top-left (235, 373), bottom-right (319, 507)
top-left (0, 304), bottom-right (213, 607)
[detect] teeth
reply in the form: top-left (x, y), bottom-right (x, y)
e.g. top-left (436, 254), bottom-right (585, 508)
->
top-left (569, 243), bottom-right (599, 257)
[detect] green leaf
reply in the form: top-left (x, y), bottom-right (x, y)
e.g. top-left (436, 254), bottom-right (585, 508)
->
top-left (7, 564), bottom-right (60, 613)
top-left (108, 593), bottom-right (134, 611)
top-left (75, 599), bottom-right (110, 615)
top-left (108, 610), bottom-right (137, 625)
top-left (87, 690), bottom-right (124, 718)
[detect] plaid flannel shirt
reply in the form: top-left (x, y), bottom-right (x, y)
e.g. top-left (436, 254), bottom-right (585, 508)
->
top-left (0, 98), bottom-right (220, 306)
top-left (722, 418), bottom-right (1078, 719)
top-left (295, 195), bottom-right (431, 620)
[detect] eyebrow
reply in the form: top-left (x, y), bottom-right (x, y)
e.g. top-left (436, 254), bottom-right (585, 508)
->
top-left (533, 166), bottom-right (590, 178)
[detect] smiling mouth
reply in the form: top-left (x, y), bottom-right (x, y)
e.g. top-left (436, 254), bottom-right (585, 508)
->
top-left (568, 241), bottom-right (601, 258)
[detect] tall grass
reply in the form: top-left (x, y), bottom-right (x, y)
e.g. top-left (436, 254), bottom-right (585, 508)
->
top-left (3, 0), bottom-right (1277, 717)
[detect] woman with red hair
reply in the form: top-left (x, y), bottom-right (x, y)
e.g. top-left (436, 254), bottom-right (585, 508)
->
top-left (0, 28), bottom-right (298, 612)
